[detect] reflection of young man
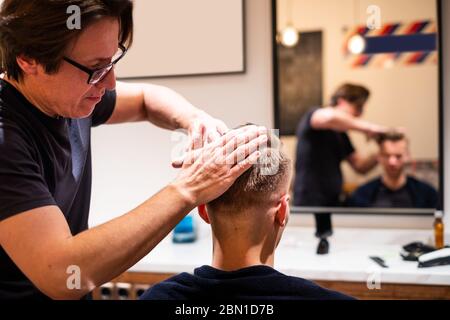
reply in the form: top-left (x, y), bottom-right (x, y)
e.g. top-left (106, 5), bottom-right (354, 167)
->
top-left (348, 131), bottom-right (438, 208)
top-left (141, 132), bottom-right (353, 300)
top-left (294, 83), bottom-right (387, 239)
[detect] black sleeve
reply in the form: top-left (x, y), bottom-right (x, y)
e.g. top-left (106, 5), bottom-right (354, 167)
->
top-left (91, 90), bottom-right (117, 127)
top-left (303, 107), bottom-right (320, 131)
top-left (341, 132), bottom-right (355, 159)
top-left (0, 126), bottom-right (56, 222)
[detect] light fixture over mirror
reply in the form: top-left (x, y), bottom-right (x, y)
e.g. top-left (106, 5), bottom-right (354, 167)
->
top-left (347, 0), bottom-right (367, 54)
top-left (280, 23), bottom-right (300, 47)
top-left (279, 0), bottom-right (299, 47)
top-left (347, 33), bottom-right (366, 54)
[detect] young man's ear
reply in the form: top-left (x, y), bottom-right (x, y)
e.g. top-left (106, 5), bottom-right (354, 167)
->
top-left (16, 55), bottom-right (39, 76)
top-left (275, 195), bottom-right (290, 227)
top-left (197, 204), bottom-right (211, 224)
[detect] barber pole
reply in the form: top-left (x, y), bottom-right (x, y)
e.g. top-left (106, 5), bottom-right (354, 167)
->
top-left (344, 20), bottom-right (438, 68)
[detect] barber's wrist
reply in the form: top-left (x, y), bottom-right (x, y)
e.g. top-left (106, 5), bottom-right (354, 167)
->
top-left (167, 181), bottom-right (197, 210)
top-left (178, 109), bottom-right (205, 131)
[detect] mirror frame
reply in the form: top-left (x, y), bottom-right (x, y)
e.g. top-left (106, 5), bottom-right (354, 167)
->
top-left (271, 0), bottom-right (444, 215)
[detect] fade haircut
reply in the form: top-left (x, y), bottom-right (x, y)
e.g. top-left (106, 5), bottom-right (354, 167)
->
top-left (208, 126), bottom-right (291, 212)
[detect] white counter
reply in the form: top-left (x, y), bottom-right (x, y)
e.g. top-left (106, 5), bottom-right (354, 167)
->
top-left (130, 225), bottom-right (450, 286)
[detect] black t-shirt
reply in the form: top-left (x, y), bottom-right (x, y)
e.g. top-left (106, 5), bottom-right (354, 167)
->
top-left (372, 183), bottom-right (414, 208)
top-left (140, 265), bottom-right (355, 300)
top-left (347, 176), bottom-right (438, 208)
top-left (294, 108), bottom-right (355, 206)
top-left (0, 79), bottom-right (116, 300)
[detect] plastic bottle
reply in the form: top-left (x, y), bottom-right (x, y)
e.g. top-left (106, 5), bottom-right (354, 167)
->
top-left (434, 211), bottom-right (444, 249)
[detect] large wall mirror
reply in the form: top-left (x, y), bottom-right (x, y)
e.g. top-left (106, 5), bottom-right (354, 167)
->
top-left (273, 0), bottom-right (443, 215)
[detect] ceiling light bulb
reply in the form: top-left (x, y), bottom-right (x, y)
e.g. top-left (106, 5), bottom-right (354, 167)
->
top-left (348, 34), bottom-right (366, 54)
top-left (280, 25), bottom-right (299, 48)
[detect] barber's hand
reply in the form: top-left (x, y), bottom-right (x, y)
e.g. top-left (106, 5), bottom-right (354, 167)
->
top-left (366, 124), bottom-right (388, 141)
top-left (171, 125), bottom-right (268, 206)
top-left (172, 112), bottom-right (228, 168)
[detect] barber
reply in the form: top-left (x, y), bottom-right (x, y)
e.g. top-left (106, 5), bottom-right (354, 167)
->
top-left (294, 83), bottom-right (387, 243)
top-left (0, 0), bottom-right (266, 300)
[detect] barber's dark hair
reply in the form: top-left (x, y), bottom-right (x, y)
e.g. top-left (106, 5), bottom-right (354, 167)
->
top-left (330, 83), bottom-right (370, 108)
top-left (0, 0), bottom-right (133, 81)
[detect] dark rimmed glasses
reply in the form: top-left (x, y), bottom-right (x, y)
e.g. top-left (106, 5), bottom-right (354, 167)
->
top-left (63, 43), bottom-right (127, 85)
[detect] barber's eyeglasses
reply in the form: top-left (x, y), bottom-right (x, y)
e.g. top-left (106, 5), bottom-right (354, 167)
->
top-left (63, 44), bottom-right (127, 85)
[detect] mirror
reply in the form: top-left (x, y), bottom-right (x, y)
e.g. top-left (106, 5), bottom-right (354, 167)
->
top-left (273, 0), bottom-right (442, 213)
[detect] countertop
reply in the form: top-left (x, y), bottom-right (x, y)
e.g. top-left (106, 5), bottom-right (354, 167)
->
top-left (129, 225), bottom-right (450, 286)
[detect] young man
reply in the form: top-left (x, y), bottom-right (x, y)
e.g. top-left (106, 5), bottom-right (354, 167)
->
top-left (348, 131), bottom-right (438, 208)
top-left (294, 83), bottom-right (387, 241)
top-left (140, 132), bottom-right (354, 300)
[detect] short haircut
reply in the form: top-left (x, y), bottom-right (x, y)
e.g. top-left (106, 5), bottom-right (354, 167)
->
top-left (0, 0), bottom-right (133, 81)
top-left (376, 130), bottom-right (407, 146)
top-left (208, 127), bottom-right (291, 212)
top-left (330, 83), bottom-right (370, 109)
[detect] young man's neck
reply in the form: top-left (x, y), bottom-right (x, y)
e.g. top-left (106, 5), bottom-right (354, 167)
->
top-left (382, 173), bottom-right (407, 190)
top-left (210, 231), bottom-right (276, 272)
top-left (207, 216), bottom-right (278, 271)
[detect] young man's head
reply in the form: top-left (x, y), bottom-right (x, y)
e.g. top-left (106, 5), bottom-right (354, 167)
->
top-left (377, 131), bottom-right (410, 181)
top-left (0, 0), bottom-right (133, 119)
top-left (330, 83), bottom-right (370, 117)
top-left (198, 129), bottom-right (292, 269)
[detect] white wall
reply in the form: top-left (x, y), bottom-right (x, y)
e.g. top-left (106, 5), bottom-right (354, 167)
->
top-left (89, 0), bottom-right (274, 226)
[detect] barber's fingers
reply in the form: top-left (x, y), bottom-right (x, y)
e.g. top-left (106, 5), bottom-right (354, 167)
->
top-left (173, 126), bottom-right (233, 169)
top-left (216, 120), bottom-right (229, 136)
top-left (204, 120), bottom-right (228, 143)
top-left (221, 127), bottom-right (263, 162)
top-left (212, 124), bottom-right (266, 150)
top-left (228, 150), bottom-right (262, 180)
top-left (188, 122), bottom-right (206, 150)
top-left (177, 124), bottom-right (267, 168)
top-left (225, 134), bottom-right (268, 165)
top-left (207, 130), bottom-right (221, 144)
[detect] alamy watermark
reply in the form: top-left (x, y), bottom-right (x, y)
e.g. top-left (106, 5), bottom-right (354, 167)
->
top-left (366, 5), bottom-right (382, 30)
top-left (66, 265), bottom-right (81, 290)
top-left (366, 267), bottom-right (382, 290)
top-left (67, 5), bottom-right (81, 30)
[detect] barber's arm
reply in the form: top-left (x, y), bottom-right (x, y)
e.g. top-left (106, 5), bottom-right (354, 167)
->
top-left (311, 107), bottom-right (385, 137)
top-left (346, 152), bottom-right (378, 174)
top-left (0, 125), bottom-right (267, 300)
top-left (108, 81), bottom-right (228, 148)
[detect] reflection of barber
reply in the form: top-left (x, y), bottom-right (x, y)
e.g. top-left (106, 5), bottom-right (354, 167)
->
top-left (347, 131), bottom-right (438, 208)
top-left (294, 83), bottom-right (387, 238)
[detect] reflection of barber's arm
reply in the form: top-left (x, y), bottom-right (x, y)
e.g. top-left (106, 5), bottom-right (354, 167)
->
top-left (346, 152), bottom-right (378, 174)
top-left (311, 107), bottom-right (385, 137)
